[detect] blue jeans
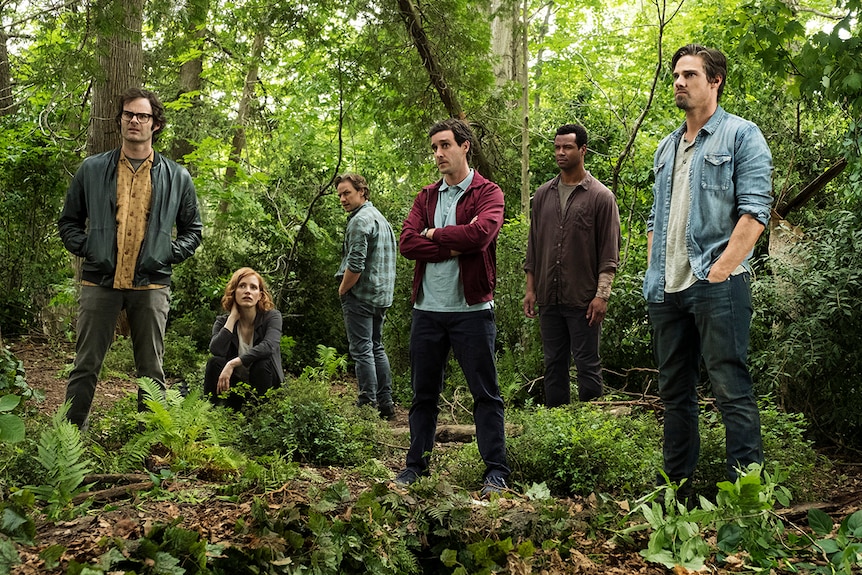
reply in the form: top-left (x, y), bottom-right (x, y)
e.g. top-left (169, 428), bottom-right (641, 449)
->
top-left (539, 305), bottom-right (603, 406)
top-left (65, 285), bottom-right (170, 428)
top-left (648, 273), bottom-right (763, 482)
top-left (406, 309), bottom-right (509, 479)
top-left (341, 292), bottom-right (393, 408)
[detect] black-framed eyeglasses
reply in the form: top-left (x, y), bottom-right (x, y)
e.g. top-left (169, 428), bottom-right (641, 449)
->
top-left (121, 111), bottom-right (153, 124)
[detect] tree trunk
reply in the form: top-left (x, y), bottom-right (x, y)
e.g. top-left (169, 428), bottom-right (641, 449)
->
top-left (86, 0), bottom-right (145, 155)
top-left (489, 0), bottom-right (518, 86)
top-left (0, 27), bottom-right (12, 115)
top-left (394, 0), bottom-right (494, 178)
top-left (519, 0), bottom-right (530, 217)
top-left (219, 29), bottom-right (265, 215)
top-left (170, 0), bottom-right (210, 165)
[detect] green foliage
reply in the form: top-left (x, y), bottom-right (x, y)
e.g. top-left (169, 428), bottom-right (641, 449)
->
top-left (100, 336), bottom-right (136, 380)
top-left (494, 216), bottom-right (544, 405)
top-left (621, 463), bottom-right (862, 573)
top-left (0, 127), bottom-right (71, 337)
top-left (162, 329), bottom-right (207, 385)
top-left (66, 520), bottom-right (211, 575)
top-left (506, 405), bottom-right (662, 496)
top-left (238, 366), bottom-right (387, 466)
top-left (804, 508), bottom-right (862, 574)
top-left (0, 490), bottom-right (37, 545)
top-left (600, 267), bottom-right (653, 391)
top-left (0, 538), bottom-right (20, 575)
top-left (120, 378), bottom-right (246, 478)
top-left (27, 403), bottom-right (92, 520)
top-left (697, 400), bottom-right (822, 500)
top-left (751, 210), bottom-right (862, 447)
top-left (622, 464), bottom-right (789, 571)
top-left (0, 347), bottom-right (43, 444)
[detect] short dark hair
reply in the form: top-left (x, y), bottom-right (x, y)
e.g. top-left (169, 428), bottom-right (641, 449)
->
top-left (555, 124), bottom-right (588, 148)
top-left (334, 172), bottom-right (370, 200)
top-left (115, 87), bottom-right (167, 142)
top-left (429, 118), bottom-right (475, 163)
top-left (671, 44), bottom-right (727, 101)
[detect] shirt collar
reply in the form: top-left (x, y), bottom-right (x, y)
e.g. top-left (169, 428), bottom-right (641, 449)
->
top-left (439, 168), bottom-right (474, 193)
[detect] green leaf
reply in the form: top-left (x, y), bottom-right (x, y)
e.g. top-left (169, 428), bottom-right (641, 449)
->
top-left (440, 548), bottom-right (459, 567)
top-left (844, 510), bottom-right (862, 538)
top-left (808, 508), bottom-right (834, 536)
top-left (0, 414), bottom-right (25, 443)
top-left (816, 538), bottom-right (841, 554)
top-left (717, 523), bottom-right (743, 553)
top-left (0, 395), bottom-right (20, 412)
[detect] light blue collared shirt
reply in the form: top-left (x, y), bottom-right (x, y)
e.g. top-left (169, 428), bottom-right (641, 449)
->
top-left (416, 169), bottom-right (492, 312)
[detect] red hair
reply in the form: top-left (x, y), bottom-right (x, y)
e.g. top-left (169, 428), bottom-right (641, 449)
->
top-left (221, 267), bottom-right (275, 312)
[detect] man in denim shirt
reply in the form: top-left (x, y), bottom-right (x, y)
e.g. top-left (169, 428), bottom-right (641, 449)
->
top-left (644, 44), bottom-right (773, 496)
top-left (336, 173), bottom-right (397, 420)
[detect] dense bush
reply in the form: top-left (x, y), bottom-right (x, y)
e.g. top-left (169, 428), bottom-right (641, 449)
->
top-left (697, 399), bottom-right (823, 501)
top-left (503, 405), bottom-right (662, 496)
top-left (238, 369), bottom-right (390, 466)
top-left (751, 209), bottom-right (862, 447)
top-left (443, 398), bottom-right (822, 502)
top-left (0, 130), bottom-right (72, 337)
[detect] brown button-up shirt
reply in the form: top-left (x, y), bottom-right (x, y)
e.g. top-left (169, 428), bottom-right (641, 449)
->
top-left (525, 172), bottom-right (620, 308)
top-left (113, 151), bottom-right (164, 290)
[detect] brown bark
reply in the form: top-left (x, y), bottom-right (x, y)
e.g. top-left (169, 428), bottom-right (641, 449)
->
top-left (86, 0), bottom-right (145, 155)
top-left (776, 157), bottom-right (848, 219)
top-left (170, 0), bottom-right (210, 165)
top-left (0, 27), bottom-right (12, 115)
top-left (72, 481), bottom-right (155, 504)
top-left (219, 29), bottom-right (265, 215)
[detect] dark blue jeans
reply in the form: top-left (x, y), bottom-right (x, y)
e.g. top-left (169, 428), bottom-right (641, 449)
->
top-left (341, 293), bottom-right (393, 408)
top-left (648, 273), bottom-right (763, 482)
top-left (539, 304), bottom-right (603, 406)
top-left (406, 309), bottom-right (509, 480)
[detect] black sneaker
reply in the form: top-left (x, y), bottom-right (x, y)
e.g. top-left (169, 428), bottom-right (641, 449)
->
top-left (379, 403), bottom-right (396, 421)
top-left (394, 468), bottom-right (420, 486)
top-left (481, 475), bottom-right (508, 497)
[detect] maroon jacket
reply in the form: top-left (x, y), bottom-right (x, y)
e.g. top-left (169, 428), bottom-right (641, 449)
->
top-left (400, 171), bottom-right (504, 306)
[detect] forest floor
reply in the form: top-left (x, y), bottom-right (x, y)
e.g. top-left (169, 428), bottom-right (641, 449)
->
top-left (7, 335), bottom-right (862, 574)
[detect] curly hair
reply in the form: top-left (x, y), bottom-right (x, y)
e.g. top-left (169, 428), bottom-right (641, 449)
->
top-left (221, 267), bottom-right (275, 313)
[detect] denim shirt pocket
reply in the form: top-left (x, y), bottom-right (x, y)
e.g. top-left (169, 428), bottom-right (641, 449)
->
top-left (702, 154), bottom-right (732, 191)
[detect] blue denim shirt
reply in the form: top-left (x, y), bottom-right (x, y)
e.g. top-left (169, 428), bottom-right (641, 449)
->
top-left (643, 106), bottom-right (773, 303)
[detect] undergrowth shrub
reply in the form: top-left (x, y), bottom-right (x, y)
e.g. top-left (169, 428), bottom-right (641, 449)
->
top-left (502, 405), bottom-right (662, 496)
top-left (162, 329), bottom-right (206, 384)
top-left (239, 369), bottom-right (389, 466)
top-left (100, 379), bottom-right (245, 478)
top-left (751, 209), bottom-right (862, 447)
top-left (696, 399), bottom-right (822, 501)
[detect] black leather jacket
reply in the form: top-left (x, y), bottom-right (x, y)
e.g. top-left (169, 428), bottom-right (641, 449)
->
top-left (58, 149), bottom-right (203, 287)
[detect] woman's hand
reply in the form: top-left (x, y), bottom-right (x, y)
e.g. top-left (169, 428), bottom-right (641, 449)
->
top-left (217, 359), bottom-right (238, 393)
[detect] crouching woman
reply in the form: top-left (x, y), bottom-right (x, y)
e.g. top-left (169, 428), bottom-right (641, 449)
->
top-left (205, 267), bottom-right (284, 408)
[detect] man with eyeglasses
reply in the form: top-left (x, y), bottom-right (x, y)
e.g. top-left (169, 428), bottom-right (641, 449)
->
top-left (58, 87), bottom-right (202, 430)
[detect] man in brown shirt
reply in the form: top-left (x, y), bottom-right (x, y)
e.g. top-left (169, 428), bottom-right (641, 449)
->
top-left (58, 88), bottom-right (202, 429)
top-left (523, 124), bottom-right (620, 406)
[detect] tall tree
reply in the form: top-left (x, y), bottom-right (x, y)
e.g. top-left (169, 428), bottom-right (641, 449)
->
top-left (87, 0), bottom-right (144, 155)
top-left (170, 0), bottom-right (210, 164)
top-left (395, 0), bottom-right (494, 177)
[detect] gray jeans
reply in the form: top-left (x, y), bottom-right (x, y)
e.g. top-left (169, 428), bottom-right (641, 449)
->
top-left (65, 285), bottom-right (170, 428)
